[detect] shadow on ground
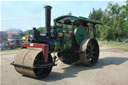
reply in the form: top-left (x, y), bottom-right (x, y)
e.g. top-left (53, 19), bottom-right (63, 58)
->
top-left (43, 56), bottom-right (128, 82)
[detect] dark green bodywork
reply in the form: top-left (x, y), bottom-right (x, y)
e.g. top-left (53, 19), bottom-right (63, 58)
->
top-left (53, 15), bottom-right (102, 52)
top-left (74, 25), bottom-right (90, 45)
top-left (54, 15), bottom-right (103, 25)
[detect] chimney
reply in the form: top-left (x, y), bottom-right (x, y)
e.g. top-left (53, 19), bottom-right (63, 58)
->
top-left (44, 5), bottom-right (52, 38)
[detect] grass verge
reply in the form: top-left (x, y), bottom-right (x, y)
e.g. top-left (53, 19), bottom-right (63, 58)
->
top-left (99, 40), bottom-right (128, 50)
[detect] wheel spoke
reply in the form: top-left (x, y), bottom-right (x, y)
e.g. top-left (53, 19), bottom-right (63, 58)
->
top-left (88, 58), bottom-right (92, 61)
top-left (92, 45), bottom-right (95, 50)
top-left (87, 55), bottom-right (91, 59)
top-left (86, 47), bottom-right (90, 52)
top-left (89, 42), bottom-right (93, 48)
top-left (86, 53), bottom-right (89, 57)
top-left (88, 42), bottom-right (95, 51)
top-left (91, 53), bottom-right (94, 58)
top-left (92, 50), bottom-right (96, 54)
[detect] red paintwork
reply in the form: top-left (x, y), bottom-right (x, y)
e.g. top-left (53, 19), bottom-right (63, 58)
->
top-left (67, 31), bottom-right (72, 34)
top-left (64, 31), bottom-right (72, 34)
top-left (21, 43), bottom-right (49, 63)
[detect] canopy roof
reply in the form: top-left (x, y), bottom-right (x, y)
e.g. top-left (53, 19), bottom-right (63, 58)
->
top-left (54, 15), bottom-right (103, 25)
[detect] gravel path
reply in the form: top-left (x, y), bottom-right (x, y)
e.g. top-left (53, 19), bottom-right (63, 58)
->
top-left (1, 45), bottom-right (128, 85)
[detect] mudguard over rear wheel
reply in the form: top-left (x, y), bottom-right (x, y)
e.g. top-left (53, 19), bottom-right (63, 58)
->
top-left (79, 38), bottom-right (99, 66)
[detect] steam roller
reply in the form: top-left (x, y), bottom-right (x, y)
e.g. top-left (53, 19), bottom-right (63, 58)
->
top-left (11, 5), bottom-right (103, 79)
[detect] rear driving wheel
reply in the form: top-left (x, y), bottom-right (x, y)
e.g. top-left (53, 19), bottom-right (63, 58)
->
top-left (80, 38), bottom-right (99, 66)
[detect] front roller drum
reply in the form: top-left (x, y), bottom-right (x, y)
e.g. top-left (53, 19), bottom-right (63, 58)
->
top-left (79, 38), bottom-right (99, 66)
top-left (13, 49), bottom-right (53, 79)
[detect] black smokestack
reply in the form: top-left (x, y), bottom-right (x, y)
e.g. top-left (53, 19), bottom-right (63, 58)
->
top-left (44, 5), bottom-right (52, 38)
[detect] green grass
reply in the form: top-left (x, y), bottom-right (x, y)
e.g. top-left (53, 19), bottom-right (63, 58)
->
top-left (99, 40), bottom-right (128, 49)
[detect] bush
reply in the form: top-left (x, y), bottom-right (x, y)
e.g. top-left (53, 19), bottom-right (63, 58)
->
top-left (99, 25), bottom-right (114, 40)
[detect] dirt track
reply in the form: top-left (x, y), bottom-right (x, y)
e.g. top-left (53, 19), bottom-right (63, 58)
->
top-left (1, 45), bottom-right (128, 85)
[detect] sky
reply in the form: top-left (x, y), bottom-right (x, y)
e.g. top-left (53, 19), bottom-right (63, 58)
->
top-left (1, 0), bottom-right (126, 31)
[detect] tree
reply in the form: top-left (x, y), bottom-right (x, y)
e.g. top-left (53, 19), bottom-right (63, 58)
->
top-left (23, 27), bottom-right (46, 36)
top-left (89, 1), bottom-right (128, 41)
top-left (37, 27), bottom-right (46, 34)
top-left (89, 8), bottom-right (103, 20)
